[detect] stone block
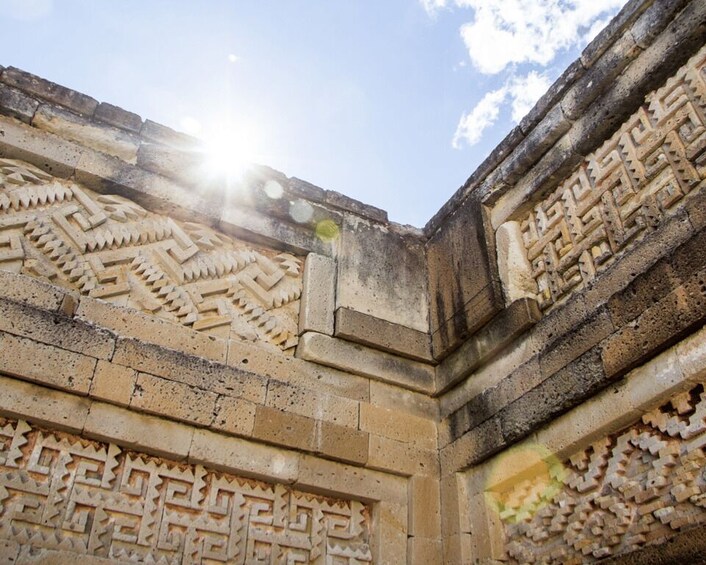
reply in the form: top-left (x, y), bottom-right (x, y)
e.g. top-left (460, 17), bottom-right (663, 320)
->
top-left (370, 380), bottom-right (438, 420)
top-left (335, 307), bottom-right (432, 361)
top-left (500, 349), bottom-right (607, 446)
top-left (298, 253), bottom-right (336, 335)
top-left (89, 360), bottom-right (136, 406)
top-left (324, 190), bottom-right (387, 222)
top-left (0, 115), bottom-right (84, 179)
top-left (131, 372), bottom-right (218, 426)
top-left (77, 297), bottom-right (227, 362)
top-left (337, 214), bottom-right (428, 332)
top-left (538, 306), bottom-right (614, 379)
top-left (367, 434), bottom-right (438, 477)
top-left (297, 332), bottom-right (435, 394)
top-left (0, 297), bottom-right (115, 360)
top-left (136, 142), bottom-right (203, 184)
top-left (440, 417), bottom-right (505, 474)
top-left (1, 67), bottom-right (98, 115)
top-left (266, 379), bottom-right (358, 428)
top-left (93, 102), bottom-right (142, 132)
top-left (360, 403), bottom-right (436, 450)
top-left (0, 540), bottom-right (18, 564)
top-left (211, 395), bottom-right (257, 437)
top-left (253, 406), bottom-right (317, 452)
top-left (0, 331), bottom-right (96, 394)
top-left (84, 401), bottom-right (194, 460)
top-left (629, 0), bottom-right (691, 49)
top-left (602, 267), bottom-right (706, 378)
top-left (189, 428), bottom-right (300, 484)
top-left (112, 338), bottom-right (265, 403)
top-left (33, 104), bottom-right (139, 162)
top-left (0, 373), bottom-right (91, 433)
top-left (408, 538), bottom-right (442, 565)
top-left (16, 547), bottom-right (131, 564)
top-left (140, 118), bottom-right (198, 148)
top-left (0, 270), bottom-right (67, 311)
top-left (677, 326), bottom-right (706, 382)
top-left (443, 534), bottom-right (473, 565)
top-left (375, 502), bottom-right (408, 565)
top-left (228, 337), bottom-right (369, 402)
top-left (437, 298), bottom-right (542, 393)
top-left (409, 475), bottom-right (441, 538)
top-left (493, 356), bottom-right (544, 408)
top-left (496, 221), bottom-right (538, 303)
top-left (316, 420), bottom-right (369, 465)
top-left (0, 83), bottom-right (38, 123)
top-left (296, 454), bottom-right (407, 505)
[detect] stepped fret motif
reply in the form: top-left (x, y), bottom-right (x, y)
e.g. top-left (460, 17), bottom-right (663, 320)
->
top-left (0, 418), bottom-right (372, 564)
top-left (496, 384), bottom-right (706, 564)
top-left (518, 48), bottom-right (706, 311)
top-left (0, 159), bottom-right (303, 351)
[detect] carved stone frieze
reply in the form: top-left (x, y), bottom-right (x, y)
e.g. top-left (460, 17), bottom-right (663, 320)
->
top-left (518, 46), bottom-right (706, 311)
top-left (0, 418), bottom-right (372, 563)
top-left (494, 383), bottom-right (706, 564)
top-left (0, 159), bottom-right (303, 351)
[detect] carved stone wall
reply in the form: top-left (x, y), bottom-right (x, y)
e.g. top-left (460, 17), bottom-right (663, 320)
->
top-left (0, 159), bottom-right (302, 351)
top-left (517, 47), bottom-right (706, 311)
top-left (494, 383), bottom-right (706, 564)
top-left (0, 417), bottom-right (372, 564)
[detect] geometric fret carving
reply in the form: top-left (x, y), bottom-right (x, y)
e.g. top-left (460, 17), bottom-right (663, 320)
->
top-left (518, 46), bottom-right (706, 311)
top-left (0, 159), bottom-right (302, 351)
top-left (494, 384), bottom-right (706, 564)
top-left (0, 418), bottom-right (372, 564)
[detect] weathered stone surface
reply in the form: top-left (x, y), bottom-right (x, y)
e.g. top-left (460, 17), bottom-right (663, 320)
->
top-left (298, 252), bottom-right (336, 335)
top-left (253, 405), bottom-right (317, 452)
top-left (89, 360), bottom-right (136, 406)
top-left (297, 331), bottom-right (435, 393)
top-left (0, 331), bottom-right (97, 394)
top-left (337, 214), bottom-right (428, 332)
top-left (360, 403), bottom-right (436, 450)
top-left (370, 379), bottom-right (439, 420)
top-left (324, 189), bottom-right (387, 222)
top-left (1, 67), bottom-right (98, 115)
top-left (93, 101), bottom-right (142, 132)
top-left (0, 83), bottom-right (38, 123)
top-left (266, 379), bottom-right (358, 428)
top-left (33, 104), bottom-right (139, 162)
top-left (316, 420), bottom-right (369, 465)
top-left (210, 395), bottom-right (257, 437)
top-left (335, 307), bottom-right (432, 361)
top-left (409, 475), bottom-right (441, 538)
top-left (367, 434), bottom-right (438, 476)
top-left (139, 118), bottom-right (197, 148)
top-left (0, 270), bottom-right (69, 311)
top-left (496, 220), bottom-right (538, 303)
top-left (136, 142), bottom-right (203, 183)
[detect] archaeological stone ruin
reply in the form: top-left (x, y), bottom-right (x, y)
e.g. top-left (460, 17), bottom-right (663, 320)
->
top-left (0, 1), bottom-right (705, 563)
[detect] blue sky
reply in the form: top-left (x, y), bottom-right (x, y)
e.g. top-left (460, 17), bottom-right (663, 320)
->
top-left (0, 0), bottom-right (624, 227)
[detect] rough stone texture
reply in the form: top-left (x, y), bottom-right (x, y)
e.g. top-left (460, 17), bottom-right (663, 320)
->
top-left (0, 83), bottom-right (38, 123)
top-left (298, 252), bottom-right (336, 335)
top-left (335, 306), bottom-right (432, 361)
top-left (337, 214), bottom-right (428, 333)
top-left (93, 101), bottom-right (142, 132)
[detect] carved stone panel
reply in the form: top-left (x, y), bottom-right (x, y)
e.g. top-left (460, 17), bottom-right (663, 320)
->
top-left (0, 418), bottom-right (372, 564)
top-left (517, 46), bottom-right (706, 311)
top-left (0, 159), bottom-right (303, 352)
top-left (493, 384), bottom-right (706, 564)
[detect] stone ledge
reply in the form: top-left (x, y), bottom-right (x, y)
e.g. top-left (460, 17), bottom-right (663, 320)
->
top-left (334, 307), bottom-right (432, 362)
top-left (296, 332), bottom-right (435, 394)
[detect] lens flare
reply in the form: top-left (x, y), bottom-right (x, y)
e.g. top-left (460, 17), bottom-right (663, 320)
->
top-left (316, 219), bottom-right (340, 242)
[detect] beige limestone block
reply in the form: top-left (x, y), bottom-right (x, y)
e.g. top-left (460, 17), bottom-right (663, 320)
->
top-left (677, 325), bottom-right (706, 382)
top-left (316, 420), bottom-right (369, 465)
top-left (84, 401), bottom-right (194, 460)
top-left (211, 395), bottom-right (257, 437)
top-left (266, 379), bottom-right (358, 428)
top-left (89, 360), bottom-right (136, 406)
top-left (0, 331), bottom-right (96, 394)
top-left (297, 332), bottom-right (435, 394)
top-left (16, 547), bottom-right (132, 564)
top-left (369, 379), bottom-right (438, 420)
top-left (360, 403), bottom-right (437, 450)
top-left (0, 297), bottom-right (115, 360)
top-left (0, 270), bottom-right (67, 311)
top-left (408, 475), bottom-right (442, 539)
top-left (297, 454), bottom-right (407, 505)
top-left (131, 372), bottom-right (218, 426)
top-left (443, 534), bottom-right (473, 565)
top-left (228, 337), bottom-right (370, 402)
top-left (298, 253), bottom-right (336, 335)
top-left (368, 434), bottom-right (438, 477)
top-left (189, 428), bottom-right (300, 484)
top-left (0, 373), bottom-right (90, 432)
top-left (33, 104), bottom-right (139, 162)
top-left (253, 406), bottom-right (317, 452)
top-left (77, 297), bottom-right (227, 362)
top-left (374, 501), bottom-right (408, 565)
top-left (0, 540), bottom-right (18, 564)
top-left (407, 538), bottom-right (443, 565)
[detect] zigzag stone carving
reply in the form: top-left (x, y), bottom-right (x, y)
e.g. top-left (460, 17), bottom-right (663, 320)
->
top-left (495, 383), bottom-right (706, 564)
top-left (518, 46), bottom-right (706, 311)
top-left (0, 159), bottom-right (303, 351)
top-left (0, 418), bottom-right (372, 564)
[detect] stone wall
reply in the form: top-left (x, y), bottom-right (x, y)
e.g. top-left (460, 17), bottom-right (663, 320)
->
top-left (0, 0), bottom-right (704, 563)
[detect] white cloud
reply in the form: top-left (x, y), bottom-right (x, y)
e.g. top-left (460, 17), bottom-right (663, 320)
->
top-left (452, 72), bottom-right (551, 148)
top-left (430, 0), bottom-right (625, 74)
